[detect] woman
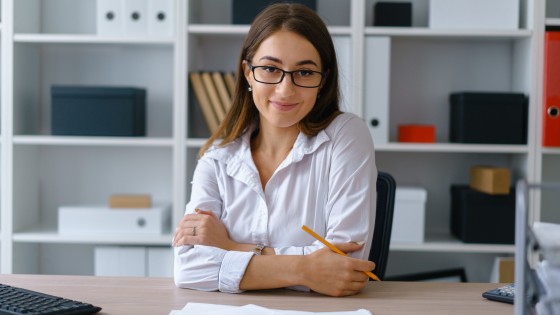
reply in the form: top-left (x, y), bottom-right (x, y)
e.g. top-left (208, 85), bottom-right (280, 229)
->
top-left (173, 3), bottom-right (377, 297)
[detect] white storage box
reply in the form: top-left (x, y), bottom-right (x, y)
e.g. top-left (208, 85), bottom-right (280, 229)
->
top-left (391, 187), bottom-right (427, 244)
top-left (95, 245), bottom-right (173, 277)
top-left (429, 0), bottom-right (519, 30)
top-left (95, 246), bottom-right (173, 277)
top-left (58, 205), bottom-right (170, 235)
top-left (95, 246), bottom-right (146, 277)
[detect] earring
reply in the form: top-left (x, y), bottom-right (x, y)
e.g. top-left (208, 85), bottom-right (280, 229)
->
top-left (248, 85), bottom-right (252, 92)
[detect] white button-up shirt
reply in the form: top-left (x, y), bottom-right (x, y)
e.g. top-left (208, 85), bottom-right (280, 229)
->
top-left (174, 112), bottom-right (377, 293)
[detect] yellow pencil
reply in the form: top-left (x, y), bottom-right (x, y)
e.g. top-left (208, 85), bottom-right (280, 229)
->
top-left (302, 225), bottom-right (381, 281)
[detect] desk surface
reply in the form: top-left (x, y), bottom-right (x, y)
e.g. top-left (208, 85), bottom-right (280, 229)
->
top-left (0, 274), bottom-right (511, 315)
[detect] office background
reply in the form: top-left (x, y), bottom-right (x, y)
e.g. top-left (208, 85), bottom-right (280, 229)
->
top-left (0, 0), bottom-right (559, 282)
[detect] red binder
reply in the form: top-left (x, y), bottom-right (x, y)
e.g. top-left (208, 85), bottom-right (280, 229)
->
top-left (543, 31), bottom-right (560, 147)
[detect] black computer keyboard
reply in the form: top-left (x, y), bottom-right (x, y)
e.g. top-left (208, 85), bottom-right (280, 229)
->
top-left (482, 283), bottom-right (515, 304)
top-left (0, 283), bottom-right (102, 315)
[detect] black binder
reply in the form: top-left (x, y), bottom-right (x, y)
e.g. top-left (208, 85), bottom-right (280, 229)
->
top-left (232, 0), bottom-right (317, 25)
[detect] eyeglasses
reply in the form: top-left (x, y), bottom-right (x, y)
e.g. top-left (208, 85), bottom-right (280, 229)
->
top-left (247, 62), bottom-right (325, 88)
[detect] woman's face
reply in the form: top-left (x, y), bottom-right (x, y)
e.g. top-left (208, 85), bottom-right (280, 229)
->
top-left (244, 30), bottom-right (322, 131)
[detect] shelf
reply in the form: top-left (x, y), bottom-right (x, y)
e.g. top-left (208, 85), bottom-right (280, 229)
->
top-left (13, 34), bottom-right (175, 45)
top-left (13, 135), bottom-right (174, 147)
top-left (187, 24), bottom-right (249, 35)
top-left (184, 140), bottom-right (530, 153)
top-left (187, 24), bottom-right (351, 36)
top-left (390, 233), bottom-right (515, 254)
top-left (546, 18), bottom-right (560, 26)
top-left (13, 226), bottom-right (172, 246)
top-left (186, 138), bottom-right (208, 148)
top-left (375, 143), bottom-right (529, 154)
top-left (365, 27), bottom-right (532, 39)
top-left (542, 147), bottom-right (560, 155)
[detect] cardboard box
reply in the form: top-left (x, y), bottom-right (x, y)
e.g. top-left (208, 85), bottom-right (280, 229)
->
top-left (109, 194), bottom-right (152, 208)
top-left (398, 125), bottom-right (436, 143)
top-left (58, 205), bottom-right (170, 235)
top-left (470, 166), bottom-right (511, 195)
top-left (490, 257), bottom-right (515, 283)
top-left (391, 187), bottom-right (427, 244)
top-left (429, 0), bottom-right (519, 30)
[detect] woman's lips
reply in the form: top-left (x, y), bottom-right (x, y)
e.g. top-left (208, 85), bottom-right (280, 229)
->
top-left (270, 101), bottom-right (298, 111)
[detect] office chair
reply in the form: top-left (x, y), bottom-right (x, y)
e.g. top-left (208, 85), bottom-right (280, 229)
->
top-left (368, 171), bottom-right (396, 280)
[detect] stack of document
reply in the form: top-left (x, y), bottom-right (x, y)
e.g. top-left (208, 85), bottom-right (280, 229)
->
top-left (534, 222), bottom-right (560, 315)
top-left (169, 303), bottom-right (372, 315)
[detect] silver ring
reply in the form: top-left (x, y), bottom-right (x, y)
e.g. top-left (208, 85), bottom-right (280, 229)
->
top-left (192, 226), bottom-right (196, 236)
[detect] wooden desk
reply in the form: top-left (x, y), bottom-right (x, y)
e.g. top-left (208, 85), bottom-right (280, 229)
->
top-left (0, 274), bottom-right (511, 315)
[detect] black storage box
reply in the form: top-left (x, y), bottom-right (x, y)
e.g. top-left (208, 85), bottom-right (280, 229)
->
top-left (232, 0), bottom-right (316, 24)
top-left (450, 185), bottom-right (515, 244)
top-left (51, 86), bottom-right (146, 137)
top-left (449, 92), bottom-right (528, 144)
top-left (374, 2), bottom-right (412, 27)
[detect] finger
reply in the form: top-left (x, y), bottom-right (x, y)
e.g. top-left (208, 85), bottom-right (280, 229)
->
top-left (333, 242), bottom-right (364, 254)
top-left (195, 209), bottom-right (218, 220)
top-left (173, 235), bottom-right (197, 246)
top-left (350, 271), bottom-right (370, 282)
top-left (183, 213), bottom-right (202, 221)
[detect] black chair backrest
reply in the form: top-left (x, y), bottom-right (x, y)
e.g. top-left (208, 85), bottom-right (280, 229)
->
top-left (368, 171), bottom-right (396, 280)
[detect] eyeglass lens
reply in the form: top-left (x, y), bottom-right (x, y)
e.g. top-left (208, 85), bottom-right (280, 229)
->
top-left (253, 66), bottom-right (322, 88)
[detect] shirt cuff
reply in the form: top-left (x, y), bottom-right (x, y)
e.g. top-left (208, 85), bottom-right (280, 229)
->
top-left (218, 251), bottom-right (254, 293)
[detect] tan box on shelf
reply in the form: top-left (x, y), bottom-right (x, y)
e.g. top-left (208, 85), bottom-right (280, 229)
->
top-left (109, 194), bottom-right (152, 208)
top-left (490, 256), bottom-right (514, 283)
top-left (469, 166), bottom-right (511, 195)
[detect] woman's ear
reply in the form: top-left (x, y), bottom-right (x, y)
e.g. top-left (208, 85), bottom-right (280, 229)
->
top-left (242, 60), bottom-right (252, 83)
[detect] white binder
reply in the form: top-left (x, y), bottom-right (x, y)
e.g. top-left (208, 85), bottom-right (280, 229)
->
top-left (96, 0), bottom-right (125, 35)
top-left (124, 0), bottom-right (148, 35)
top-left (364, 36), bottom-right (391, 145)
top-left (332, 36), bottom-right (351, 112)
top-left (148, 0), bottom-right (174, 36)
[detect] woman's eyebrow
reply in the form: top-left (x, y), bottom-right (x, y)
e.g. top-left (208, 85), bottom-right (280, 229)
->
top-left (258, 56), bottom-right (319, 68)
top-left (258, 56), bottom-right (282, 63)
top-left (295, 60), bottom-right (319, 67)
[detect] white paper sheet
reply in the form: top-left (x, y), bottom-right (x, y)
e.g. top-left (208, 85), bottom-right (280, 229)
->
top-left (169, 302), bottom-right (373, 315)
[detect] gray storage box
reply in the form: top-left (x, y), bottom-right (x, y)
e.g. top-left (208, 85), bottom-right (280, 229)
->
top-left (51, 86), bottom-right (146, 136)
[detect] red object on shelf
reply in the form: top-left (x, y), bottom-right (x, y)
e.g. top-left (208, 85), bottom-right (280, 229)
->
top-left (398, 125), bottom-right (436, 143)
top-left (543, 31), bottom-right (560, 147)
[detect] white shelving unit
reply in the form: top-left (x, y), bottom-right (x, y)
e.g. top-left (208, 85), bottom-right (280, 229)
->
top-left (0, 0), bottom-right (557, 282)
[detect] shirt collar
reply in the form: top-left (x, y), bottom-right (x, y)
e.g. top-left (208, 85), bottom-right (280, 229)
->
top-left (203, 124), bottom-right (332, 188)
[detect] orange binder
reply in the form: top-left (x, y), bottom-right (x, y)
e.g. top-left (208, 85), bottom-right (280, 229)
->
top-left (543, 31), bottom-right (560, 147)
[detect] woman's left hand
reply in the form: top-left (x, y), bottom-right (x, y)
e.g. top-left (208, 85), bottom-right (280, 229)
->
top-left (172, 209), bottom-right (234, 249)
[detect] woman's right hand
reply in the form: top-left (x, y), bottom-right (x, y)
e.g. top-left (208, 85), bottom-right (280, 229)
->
top-left (300, 242), bottom-right (375, 297)
top-left (172, 209), bottom-right (235, 250)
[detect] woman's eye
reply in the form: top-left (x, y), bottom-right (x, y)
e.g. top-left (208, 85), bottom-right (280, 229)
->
top-left (297, 70), bottom-right (314, 77)
top-left (263, 66), bottom-right (279, 73)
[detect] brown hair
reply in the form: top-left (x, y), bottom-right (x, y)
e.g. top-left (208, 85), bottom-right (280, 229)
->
top-left (199, 3), bottom-right (341, 157)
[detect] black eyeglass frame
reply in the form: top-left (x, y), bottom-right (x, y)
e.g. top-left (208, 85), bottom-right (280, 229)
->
top-left (247, 62), bottom-right (326, 88)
